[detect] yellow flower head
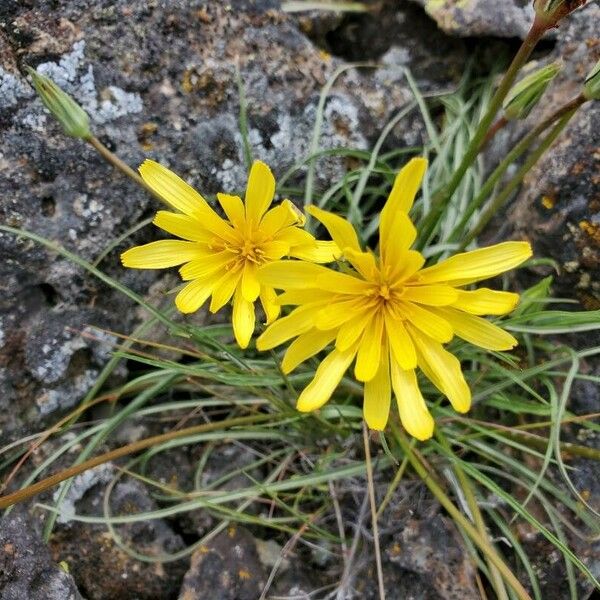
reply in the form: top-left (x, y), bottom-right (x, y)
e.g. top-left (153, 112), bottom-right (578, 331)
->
top-left (121, 160), bottom-right (339, 348)
top-left (256, 158), bottom-right (532, 440)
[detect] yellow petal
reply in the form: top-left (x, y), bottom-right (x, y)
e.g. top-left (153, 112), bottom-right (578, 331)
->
top-left (175, 277), bottom-right (214, 313)
top-left (390, 250), bottom-right (425, 282)
top-left (139, 160), bottom-right (206, 216)
top-left (380, 211), bottom-right (417, 269)
top-left (275, 227), bottom-right (315, 247)
top-left (261, 240), bottom-right (290, 261)
top-left (364, 351), bottom-right (391, 430)
top-left (451, 288), bottom-right (520, 315)
top-left (209, 269), bottom-right (241, 313)
top-left (296, 346), bottom-right (357, 412)
top-left (179, 251), bottom-right (234, 281)
top-left (380, 157), bottom-right (427, 250)
top-left (336, 309), bottom-right (373, 352)
top-left (416, 241), bottom-right (533, 286)
top-left (344, 248), bottom-right (378, 280)
top-left (257, 261), bottom-right (330, 290)
top-left (435, 308), bottom-right (518, 351)
top-left (153, 211), bottom-right (214, 242)
top-left (409, 325), bottom-right (471, 413)
top-left (275, 289), bottom-right (334, 306)
top-left (397, 302), bottom-right (453, 343)
top-left (217, 193), bottom-right (245, 229)
top-left (256, 304), bottom-right (320, 350)
top-left (390, 361), bottom-right (434, 441)
top-left (281, 328), bottom-right (337, 373)
top-left (245, 160), bottom-right (275, 225)
top-left (316, 270), bottom-right (373, 295)
top-left (384, 309), bottom-right (416, 369)
top-left (401, 285), bottom-right (458, 306)
top-left (290, 241), bottom-right (341, 263)
top-left (232, 288), bottom-right (255, 348)
top-left (121, 240), bottom-right (207, 269)
top-left (315, 297), bottom-right (371, 330)
top-left (354, 312), bottom-right (384, 382)
top-left (139, 160), bottom-right (237, 242)
top-left (260, 200), bottom-right (304, 237)
top-left (259, 286), bottom-right (281, 324)
top-left (241, 261), bottom-right (261, 302)
top-left (307, 205), bottom-right (361, 253)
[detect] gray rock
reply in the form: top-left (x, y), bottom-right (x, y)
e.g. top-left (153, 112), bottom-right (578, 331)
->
top-left (385, 515), bottom-right (479, 600)
top-left (0, 509), bottom-right (83, 600)
top-left (178, 525), bottom-right (266, 600)
top-left (410, 0), bottom-right (535, 39)
top-left (50, 476), bottom-right (188, 600)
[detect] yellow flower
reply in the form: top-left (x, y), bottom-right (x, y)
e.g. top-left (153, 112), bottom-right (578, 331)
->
top-left (121, 159), bottom-right (339, 348)
top-left (256, 158), bottom-right (532, 440)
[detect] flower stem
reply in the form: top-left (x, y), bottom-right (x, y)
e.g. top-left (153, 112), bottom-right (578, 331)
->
top-left (0, 413), bottom-right (273, 509)
top-left (392, 424), bottom-right (532, 600)
top-left (418, 17), bottom-right (547, 245)
top-left (363, 423), bottom-right (386, 600)
top-left (460, 107), bottom-right (577, 249)
top-left (480, 116), bottom-right (508, 151)
top-left (87, 136), bottom-right (160, 200)
top-left (436, 430), bottom-right (509, 600)
top-left (449, 94), bottom-right (586, 245)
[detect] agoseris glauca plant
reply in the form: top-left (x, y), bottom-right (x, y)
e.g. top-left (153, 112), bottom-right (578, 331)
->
top-left (122, 160), bottom-right (339, 348)
top-left (257, 158), bottom-right (532, 440)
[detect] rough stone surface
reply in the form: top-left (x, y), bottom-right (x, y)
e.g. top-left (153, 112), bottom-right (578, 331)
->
top-left (410, 0), bottom-right (535, 39)
top-left (50, 475), bottom-right (188, 600)
top-left (0, 509), bottom-right (83, 600)
top-left (384, 515), bottom-right (480, 600)
top-left (178, 524), bottom-right (266, 600)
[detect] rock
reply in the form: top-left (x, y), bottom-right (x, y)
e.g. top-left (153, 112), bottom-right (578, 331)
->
top-left (384, 515), bottom-right (480, 600)
top-left (505, 6), bottom-right (600, 305)
top-left (295, 1), bottom-right (467, 88)
top-left (180, 443), bottom-right (265, 535)
top-left (0, 508), bottom-right (83, 600)
top-left (50, 476), bottom-right (188, 600)
top-left (410, 0), bottom-right (535, 39)
top-left (178, 525), bottom-right (266, 600)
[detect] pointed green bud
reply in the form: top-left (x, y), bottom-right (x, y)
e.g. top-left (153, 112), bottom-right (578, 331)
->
top-left (583, 59), bottom-right (600, 100)
top-left (26, 67), bottom-right (91, 139)
top-left (533, 0), bottom-right (588, 27)
top-left (503, 61), bottom-right (562, 120)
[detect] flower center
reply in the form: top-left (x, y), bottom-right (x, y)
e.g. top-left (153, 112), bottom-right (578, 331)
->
top-left (378, 284), bottom-right (391, 301)
top-left (239, 240), bottom-right (265, 263)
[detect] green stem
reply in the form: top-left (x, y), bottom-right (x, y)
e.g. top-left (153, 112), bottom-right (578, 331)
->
top-left (0, 413), bottom-right (273, 510)
top-left (417, 17), bottom-right (547, 245)
top-left (480, 116), bottom-right (508, 151)
top-left (436, 430), bottom-right (508, 600)
top-left (393, 424), bottom-right (532, 600)
top-left (376, 447), bottom-right (411, 519)
top-left (363, 424), bottom-right (386, 600)
top-left (449, 94), bottom-right (585, 244)
top-left (87, 136), bottom-right (161, 200)
top-left (461, 108), bottom-right (576, 249)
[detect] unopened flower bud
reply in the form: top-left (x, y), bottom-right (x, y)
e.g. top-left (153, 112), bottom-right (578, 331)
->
top-left (503, 61), bottom-right (561, 120)
top-left (583, 59), bottom-right (600, 100)
top-left (26, 67), bottom-right (91, 139)
top-left (533, 0), bottom-right (588, 27)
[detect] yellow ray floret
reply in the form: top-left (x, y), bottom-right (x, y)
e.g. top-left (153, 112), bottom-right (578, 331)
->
top-left (121, 159), bottom-right (340, 348)
top-left (256, 157), bottom-right (532, 440)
